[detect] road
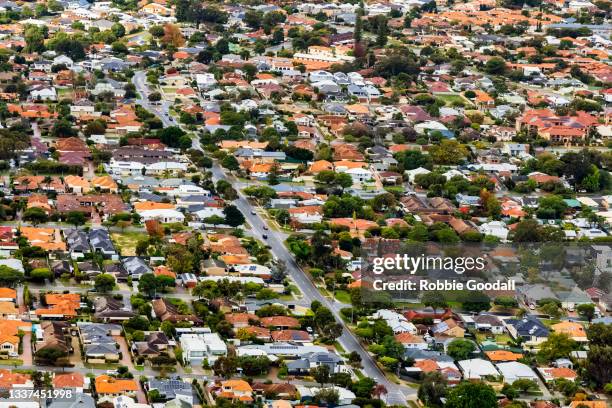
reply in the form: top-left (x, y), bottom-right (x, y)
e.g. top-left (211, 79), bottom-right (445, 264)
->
top-left (208, 163), bottom-right (414, 405)
top-left (132, 71), bottom-right (178, 128)
top-left (136, 73), bottom-right (414, 405)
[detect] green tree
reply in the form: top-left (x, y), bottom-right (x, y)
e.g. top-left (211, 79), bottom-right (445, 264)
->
top-left (428, 140), bottom-right (468, 165)
top-left (445, 382), bottom-right (497, 408)
top-left (138, 273), bottom-right (159, 298)
top-left (23, 207), bottom-right (48, 225)
top-left (0, 266), bottom-right (24, 287)
top-left (212, 355), bottom-right (238, 378)
top-left (66, 211), bottom-right (86, 226)
top-left (421, 291), bottom-right (448, 315)
top-left (586, 344), bottom-right (612, 387)
top-left (484, 57), bottom-right (507, 75)
top-left (223, 205), bottom-right (245, 227)
top-left (418, 371), bottom-right (447, 408)
top-left (29, 268), bottom-right (53, 282)
top-left (94, 273), bottom-right (115, 293)
top-left (310, 364), bottom-right (330, 386)
top-left (447, 339), bottom-right (476, 360)
top-left (537, 333), bottom-right (578, 363)
top-left (221, 155), bottom-right (239, 172)
top-left (577, 303), bottom-right (596, 322)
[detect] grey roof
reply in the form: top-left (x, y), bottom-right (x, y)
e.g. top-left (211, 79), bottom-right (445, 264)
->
top-left (65, 229), bottom-right (90, 253)
top-left (403, 349), bottom-right (455, 362)
top-left (519, 284), bottom-right (558, 301)
top-left (123, 257), bottom-right (151, 276)
top-left (506, 316), bottom-right (549, 338)
top-left (556, 287), bottom-right (592, 304)
top-left (148, 377), bottom-right (193, 400)
top-left (85, 343), bottom-right (117, 355)
top-left (89, 228), bottom-right (116, 253)
top-left (234, 148), bottom-right (286, 160)
top-left (473, 313), bottom-right (503, 326)
top-left (47, 393), bottom-right (95, 408)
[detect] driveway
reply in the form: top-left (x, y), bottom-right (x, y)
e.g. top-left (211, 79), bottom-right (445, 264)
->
top-left (113, 335), bottom-right (134, 369)
top-left (21, 332), bottom-right (32, 366)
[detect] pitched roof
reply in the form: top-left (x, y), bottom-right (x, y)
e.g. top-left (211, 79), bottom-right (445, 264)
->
top-left (485, 350), bottom-right (523, 362)
top-left (54, 372), bottom-right (85, 388)
top-left (260, 316), bottom-right (300, 328)
top-left (95, 375), bottom-right (139, 394)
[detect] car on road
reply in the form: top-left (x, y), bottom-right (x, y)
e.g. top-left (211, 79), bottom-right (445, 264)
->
top-left (262, 234), bottom-right (268, 239)
top-left (251, 210), bottom-right (256, 215)
top-left (263, 225), bottom-right (268, 230)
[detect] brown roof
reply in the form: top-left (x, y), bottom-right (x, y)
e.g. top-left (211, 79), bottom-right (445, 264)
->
top-left (260, 316), bottom-right (300, 328)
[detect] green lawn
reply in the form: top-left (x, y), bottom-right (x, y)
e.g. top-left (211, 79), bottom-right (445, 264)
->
top-left (334, 290), bottom-right (351, 304)
top-left (437, 94), bottom-right (471, 107)
top-left (0, 359), bottom-right (23, 366)
top-left (289, 284), bottom-right (301, 296)
top-left (476, 332), bottom-right (513, 345)
top-left (111, 232), bottom-right (148, 256)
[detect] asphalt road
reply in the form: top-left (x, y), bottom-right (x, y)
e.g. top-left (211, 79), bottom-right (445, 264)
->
top-left (133, 73), bottom-right (413, 405)
top-left (132, 71), bottom-right (178, 128)
top-left (208, 163), bottom-right (414, 405)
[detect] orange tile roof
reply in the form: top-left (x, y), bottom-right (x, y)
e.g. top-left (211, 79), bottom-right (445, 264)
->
top-left (542, 367), bottom-right (578, 379)
top-left (153, 265), bottom-right (176, 279)
top-left (134, 201), bottom-right (176, 211)
top-left (414, 359), bottom-right (439, 372)
top-left (308, 160), bottom-right (333, 173)
top-left (330, 218), bottom-right (378, 231)
top-left (485, 350), bottom-right (523, 361)
top-left (91, 175), bottom-right (118, 191)
top-left (20, 227), bottom-right (66, 251)
top-left (54, 372), bottom-right (85, 388)
top-left (260, 316), bottom-right (300, 328)
top-left (219, 254), bottom-right (250, 265)
top-left (36, 293), bottom-right (80, 317)
top-left (95, 375), bottom-right (139, 394)
top-left (333, 160), bottom-right (367, 170)
top-left (569, 402), bottom-right (607, 408)
top-left (0, 370), bottom-right (30, 389)
top-left (249, 163), bottom-right (274, 173)
top-left (0, 288), bottom-right (16, 299)
top-left (551, 321), bottom-right (587, 338)
top-left (0, 332), bottom-right (18, 347)
top-left (344, 104), bottom-right (369, 114)
top-left (226, 313), bottom-right (259, 325)
top-left (395, 332), bottom-right (425, 344)
top-left (0, 302), bottom-right (17, 315)
top-left (64, 175), bottom-right (90, 190)
top-left (222, 380), bottom-right (252, 393)
top-left (0, 319), bottom-right (31, 334)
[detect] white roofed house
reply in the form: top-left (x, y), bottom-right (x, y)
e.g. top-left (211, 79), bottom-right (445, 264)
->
top-left (478, 221), bottom-right (509, 242)
top-left (496, 362), bottom-right (539, 384)
top-left (139, 209), bottom-right (185, 224)
top-left (345, 167), bottom-right (372, 184)
top-left (53, 55), bottom-right (74, 68)
top-left (179, 332), bottom-right (227, 365)
top-left (371, 310), bottom-right (417, 334)
top-left (458, 358), bottom-right (499, 380)
top-left (195, 73), bottom-right (217, 90)
top-left (30, 86), bottom-right (57, 101)
top-left (145, 161), bottom-right (188, 176)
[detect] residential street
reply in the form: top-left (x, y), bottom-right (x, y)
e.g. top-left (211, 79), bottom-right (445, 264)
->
top-left (131, 67), bottom-right (419, 405)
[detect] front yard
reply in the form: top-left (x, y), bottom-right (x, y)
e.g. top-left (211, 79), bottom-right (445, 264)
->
top-left (111, 232), bottom-right (148, 256)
